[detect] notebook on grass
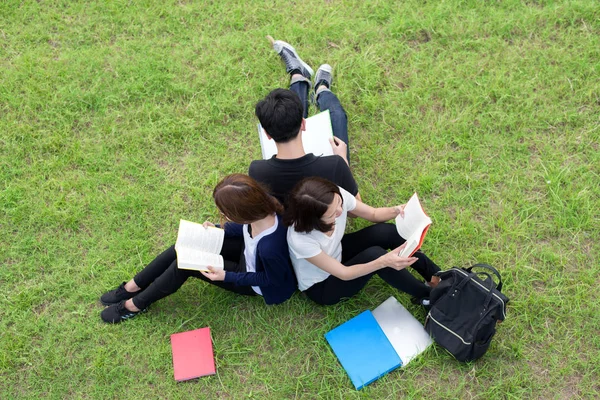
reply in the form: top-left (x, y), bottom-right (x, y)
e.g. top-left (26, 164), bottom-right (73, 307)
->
top-left (372, 296), bottom-right (433, 366)
top-left (170, 327), bottom-right (216, 381)
top-left (325, 310), bottom-right (401, 390)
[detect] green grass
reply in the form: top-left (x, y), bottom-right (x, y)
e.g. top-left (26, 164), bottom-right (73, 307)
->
top-left (1, 0), bottom-right (599, 398)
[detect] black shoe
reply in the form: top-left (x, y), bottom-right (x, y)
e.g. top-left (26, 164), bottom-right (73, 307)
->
top-left (267, 36), bottom-right (313, 79)
top-left (100, 282), bottom-right (138, 306)
top-left (314, 63), bottom-right (333, 94)
top-left (101, 300), bottom-right (146, 324)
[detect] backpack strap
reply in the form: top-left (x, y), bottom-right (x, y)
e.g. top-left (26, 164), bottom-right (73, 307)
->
top-left (467, 264), bottom-right (503, 292)
top-left (455, 270), bottom-right (496, 311)
top-left (455, 272), bottom-right (475, 291)
top-left (477, 272), bottom-right (496, 310)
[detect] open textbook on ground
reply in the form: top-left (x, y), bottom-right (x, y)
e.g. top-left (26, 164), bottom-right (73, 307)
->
top-left (395, 193), bottom-right (432, 258)
top-left (175, 220), bottom-right (225, 271)
top-left (258, 109), bottom-right (334, 159)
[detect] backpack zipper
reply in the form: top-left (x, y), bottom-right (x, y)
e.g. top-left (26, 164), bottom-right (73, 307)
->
top-left (427, 312), bottom-right (472, 345)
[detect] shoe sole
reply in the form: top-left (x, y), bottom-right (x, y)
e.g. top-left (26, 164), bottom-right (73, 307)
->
top-left (269, 36), bottom-right (314, 77)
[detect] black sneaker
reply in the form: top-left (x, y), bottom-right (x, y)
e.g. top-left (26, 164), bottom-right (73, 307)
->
top-left (267, 35), bottom-right (313, 79)
top-left (100, 282), bottom-right (138, 306)
top-left (314, 64), bottom-right (333, 94)
top-left (101, 300), bottom-right (146, 324)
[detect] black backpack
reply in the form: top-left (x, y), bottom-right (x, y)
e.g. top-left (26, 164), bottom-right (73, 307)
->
top-left (424, 264), bottom-right (509, 362)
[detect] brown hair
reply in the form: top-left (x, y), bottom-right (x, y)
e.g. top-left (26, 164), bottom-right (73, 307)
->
top-left (283, 177), bottom-right (342, 233)
top-left (213, 174), bottom-right (283, 224)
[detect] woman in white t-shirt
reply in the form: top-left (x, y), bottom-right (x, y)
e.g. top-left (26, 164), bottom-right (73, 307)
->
top-left (284, 177), bottom-right (441, 305)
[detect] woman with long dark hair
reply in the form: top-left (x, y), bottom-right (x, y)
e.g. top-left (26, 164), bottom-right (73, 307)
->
top-left (284, 177), bottom-right (440, 306)
top-left (100, 174), bottom-right (296, 323)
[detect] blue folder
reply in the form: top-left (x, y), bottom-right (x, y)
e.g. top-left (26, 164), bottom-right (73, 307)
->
top-left (325, 310), bottom-right (402, 390)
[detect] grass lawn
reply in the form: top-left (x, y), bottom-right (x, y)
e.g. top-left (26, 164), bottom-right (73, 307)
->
top-left (1, 0), bottom-right (599, 398)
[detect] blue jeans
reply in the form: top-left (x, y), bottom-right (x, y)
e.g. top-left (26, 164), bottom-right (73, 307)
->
top-left (290, 81), bottom-right (350, 162)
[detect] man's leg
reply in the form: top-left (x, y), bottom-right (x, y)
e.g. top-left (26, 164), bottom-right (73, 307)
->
top-left (268, 36), bottom-right (313, 118)
top-left (290, 79), bottom-right (310, 118)
top-left (314, 64), bottom-right (350, 161)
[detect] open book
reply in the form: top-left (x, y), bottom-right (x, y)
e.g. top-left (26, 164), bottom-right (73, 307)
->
top-left (175, 220), bottom-right (225, 271)
top-left (395, 193), bottom-right (432, 258)
top-left (258, 109), bottom-right (334, 159)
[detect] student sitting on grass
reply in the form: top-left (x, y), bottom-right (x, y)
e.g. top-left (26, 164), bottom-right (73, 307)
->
top-left (249, 36), bottom-right (361, 205)
top-left (283, 177), bottom-right (441, 306)
top-left (99, 174), bottom-right (296, 323)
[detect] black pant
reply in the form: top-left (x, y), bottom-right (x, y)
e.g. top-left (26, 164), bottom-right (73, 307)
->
top-left (131, 237), bottom-right (255, 310)
top-left (304, 223), bottom-right (440, 305)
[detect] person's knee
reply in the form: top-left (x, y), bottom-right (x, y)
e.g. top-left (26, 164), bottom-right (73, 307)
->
top-left (361, 246), bottom-right (387, 261)
top-left (378, 222), bottom-right (397, 234)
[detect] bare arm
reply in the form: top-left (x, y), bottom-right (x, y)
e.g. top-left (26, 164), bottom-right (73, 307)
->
top-left (305, 243), bottom-right (417, 281)
top-left (347, 192), bottom-right (362, 218)
top-left (348, 200), bottom-right (406, 223)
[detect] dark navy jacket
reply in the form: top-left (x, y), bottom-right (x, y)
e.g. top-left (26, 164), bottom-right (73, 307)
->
top-left (222, 215), bottom-right (296, 305)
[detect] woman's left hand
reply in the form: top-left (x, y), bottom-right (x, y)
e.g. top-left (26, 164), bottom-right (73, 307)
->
top-left (200, 266), bottom-right (226, 281)
top-left (394, 204), bottom-right (406, 218)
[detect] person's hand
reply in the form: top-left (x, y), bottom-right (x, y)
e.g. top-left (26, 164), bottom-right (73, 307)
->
top-left (329, 137), bottom-right (348, 164)
top-left (394, 204), bottom-right (406, 218)
top-left (378, 243), bottom-right (418, 270)
top-left (200, 266), bottom-right (226, 281)
top-left (202, 221), bottom-right (216, 229)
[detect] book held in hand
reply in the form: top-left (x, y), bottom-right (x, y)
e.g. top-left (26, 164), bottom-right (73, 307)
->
top-left (258, 109), bottom-right (334, 159)
top-left (175, 219), bottom-right (225, 272)
top-left (395, 193), bottom-right (432, 258)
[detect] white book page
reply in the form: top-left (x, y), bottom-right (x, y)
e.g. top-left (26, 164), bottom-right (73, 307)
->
top-left (175, 220), bottom-right (225, 270)
top-left (395, 193), bottom-right (432, 257)
top-left (302, 110), bottom-right (334, 157)
top-left (398, 233), bottom-right (421, 258)
top-left (177, 249), bottom-right (224, 271)
top-left (258, 110), bottom-right (334, 159)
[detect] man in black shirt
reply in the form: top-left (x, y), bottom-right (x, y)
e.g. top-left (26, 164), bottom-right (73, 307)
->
top-left (249, 37), bottom-right (361, 205)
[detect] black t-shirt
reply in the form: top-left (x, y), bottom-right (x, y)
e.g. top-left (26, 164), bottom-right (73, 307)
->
top-left (248, 154), bottom-right (359, 205)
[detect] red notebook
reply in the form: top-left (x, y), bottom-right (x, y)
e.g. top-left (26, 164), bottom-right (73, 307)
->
top-left (170, 327), bottom-right (216, 381)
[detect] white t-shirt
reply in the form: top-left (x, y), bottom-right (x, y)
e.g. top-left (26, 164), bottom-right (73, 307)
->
top-left (243, 216), bottom-right (279, 295)
top-left (287, 187), bottom-right (357, 291)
